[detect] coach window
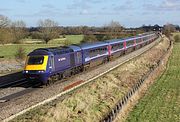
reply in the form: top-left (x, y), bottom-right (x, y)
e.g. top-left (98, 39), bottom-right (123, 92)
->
top-left (100, 48), bottom-right (102, 54)
top-left (112, 45), bottom-right (115, 51)
top-left (119, 43), bottom-right (123, 48)
top-left (114, 45), bottom-right (116, 50)
top-left (91, 50), bottom-right (93, 57)
top-left (93, 50), bottom-right (95, 57)
top-left (136, 39), bottom-right (140, 44)
top-left (117, 44), bottom-right (119, 49)
top-left (127, 41), bottom-right (133, 46)
top-left (94, 49), bottom-right (96, 55)
top-left (112, 45), bottom-right (114, 50)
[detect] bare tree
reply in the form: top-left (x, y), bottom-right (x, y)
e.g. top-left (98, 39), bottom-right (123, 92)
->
top-left (0, 28), bottom-right (13, 44)
top-left (163, 23), bottom-right (176, 37)
top-left (0, 15), bottom-right (12, 44)
top-left (38, 19), bottom-right (59, 44)
top-left (108, 20), bottom-right (122, 28)
top-left (0, 15), bottom-right (11, 28)
top-left (11, 20), bottom-right (27, 43)
top-left (104, 20), bottom-right (124, 38)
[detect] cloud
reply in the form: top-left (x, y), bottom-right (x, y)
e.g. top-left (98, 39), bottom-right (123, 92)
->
top-left (15, 0), bottom-right (27, 3)
top-left (42, 4), bottom-right (55, 9)
top-left (67, 0), bottom-right (92, 10)
top-left (113, 0), bottom-right (134, 11)
top-left (144, 0), bottom-right (180, 11)
top-left (0, 8), bottom-right (11, 12)
top-left (86, 0), bottom-right (102, 4)
top-left (32, 4), bottom-right (62, 17)
top-left (79, 9), bottom-right (89, 15)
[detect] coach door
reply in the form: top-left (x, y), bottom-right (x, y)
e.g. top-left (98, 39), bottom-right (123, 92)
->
top-left (76, 51), bottom-right (81, 65)
top-left (49, 56), bottom-right (55, 72)
top-left (70, 53), bottom-right (75, 67)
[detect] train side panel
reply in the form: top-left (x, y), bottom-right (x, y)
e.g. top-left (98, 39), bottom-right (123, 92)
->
top-left (53, 53), bottom-right (72, 73)
top-left (81, 44), bottom-right (109, 68)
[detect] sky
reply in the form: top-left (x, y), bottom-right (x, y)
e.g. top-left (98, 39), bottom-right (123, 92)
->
top-left (0, 0), bottom-right (179, 27)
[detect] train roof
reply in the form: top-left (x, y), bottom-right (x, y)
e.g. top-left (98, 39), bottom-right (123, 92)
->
top-left (68, 45), bottom-right (82, 52)
top-left (106, 35), bottom-right (143, 44)
top-left (78, 41), bottom-right (108, 50)
top-left (28, 49), bottom-right (51, 56)
top-left (105, 38), bottom-right (124, 44)
top-left (29, 46), bottom-right (73, 56)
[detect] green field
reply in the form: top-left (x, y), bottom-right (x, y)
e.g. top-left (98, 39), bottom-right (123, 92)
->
top-left (0, 35), bottom-right (83, 58)
top-left (48, 35), bottom-right (84, 44)
top-left (0, 44), bottom-right (59, 58)
top-left (172, 32), bottom-right (180, 37)
top-left (125, 43), bottom-right (180, 122)
top-left (66, 35), bottom-right (84, 44)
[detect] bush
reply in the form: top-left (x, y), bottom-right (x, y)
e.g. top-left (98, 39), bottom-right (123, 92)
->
top-left (62, 34), bottom-right (66, 38)
top-left (64, 39), bottom-right (71, 46)
top-left (82, 34), bottom-right (97, 43)
top-left (15, 47), bottom-right (26, 60)
top-left (174, 35), bottom-right (180, 43)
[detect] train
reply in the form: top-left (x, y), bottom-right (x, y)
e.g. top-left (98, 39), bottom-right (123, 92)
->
top-left (23, 32), bottom-right (159, 84)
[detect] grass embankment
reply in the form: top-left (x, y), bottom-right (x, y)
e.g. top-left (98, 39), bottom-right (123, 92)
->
top-left (125, 43), bottom-right (180, 122)
top-left (0, 35), bottom-right (83, 59)
top-left (10, 38), bottom-right (170, 122)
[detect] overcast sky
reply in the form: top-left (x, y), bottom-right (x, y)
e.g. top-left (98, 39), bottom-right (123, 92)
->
top-left (0, 0), bottom-right (179, 27)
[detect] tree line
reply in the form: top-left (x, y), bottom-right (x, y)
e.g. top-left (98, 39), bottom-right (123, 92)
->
top-left (0, 14), bottom-right (179, 44)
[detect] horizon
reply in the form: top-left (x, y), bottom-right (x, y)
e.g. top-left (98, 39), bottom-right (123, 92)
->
top-left (0, 0), bottom-right (180, 27)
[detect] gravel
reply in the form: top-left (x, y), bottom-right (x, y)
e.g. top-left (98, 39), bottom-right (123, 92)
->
top-left (0, 59), bottom-right (24, 76)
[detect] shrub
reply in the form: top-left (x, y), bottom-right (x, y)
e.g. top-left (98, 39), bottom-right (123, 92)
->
top-left (15, 47), bottom-right (26, 60)
top-left (174, 35), bottom-right (180, 43)
top-left (82, 34), bottom-right (97, 43)
top-left (62, 34), bottom-right (66, 38)
top-left (64, 39), bottom-right (71, 46)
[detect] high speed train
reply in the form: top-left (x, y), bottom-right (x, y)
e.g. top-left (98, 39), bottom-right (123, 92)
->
top-left (23, 32), bottom-right (158, 84)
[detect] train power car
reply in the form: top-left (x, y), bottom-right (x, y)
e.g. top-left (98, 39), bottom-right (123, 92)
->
top-left (23, 32), bottom-right (159, 84)
top-left (23, 46), bottom-right (83, 84)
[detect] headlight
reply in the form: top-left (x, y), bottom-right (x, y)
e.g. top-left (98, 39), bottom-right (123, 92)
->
top-left (38, 70), bottom-right (45, 73)
top-left (25, 70), bottom-right (28, 73)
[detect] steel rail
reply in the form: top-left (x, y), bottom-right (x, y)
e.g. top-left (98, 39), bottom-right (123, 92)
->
top-left (0, 78), bottom-right (26, 88)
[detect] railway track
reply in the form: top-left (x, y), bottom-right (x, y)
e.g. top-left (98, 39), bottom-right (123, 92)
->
top-left (1, 37), bottom-right (162, 122)
top-left (0, 82), bottom-right (41, 103)
top-left (0, 78), bottom-right (42, 103)
top-left (0, 78), bottom-right (26, 88)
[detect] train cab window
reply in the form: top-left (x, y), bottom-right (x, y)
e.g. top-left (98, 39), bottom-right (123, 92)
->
top-left (28, 56), bottom-right (44, 65)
